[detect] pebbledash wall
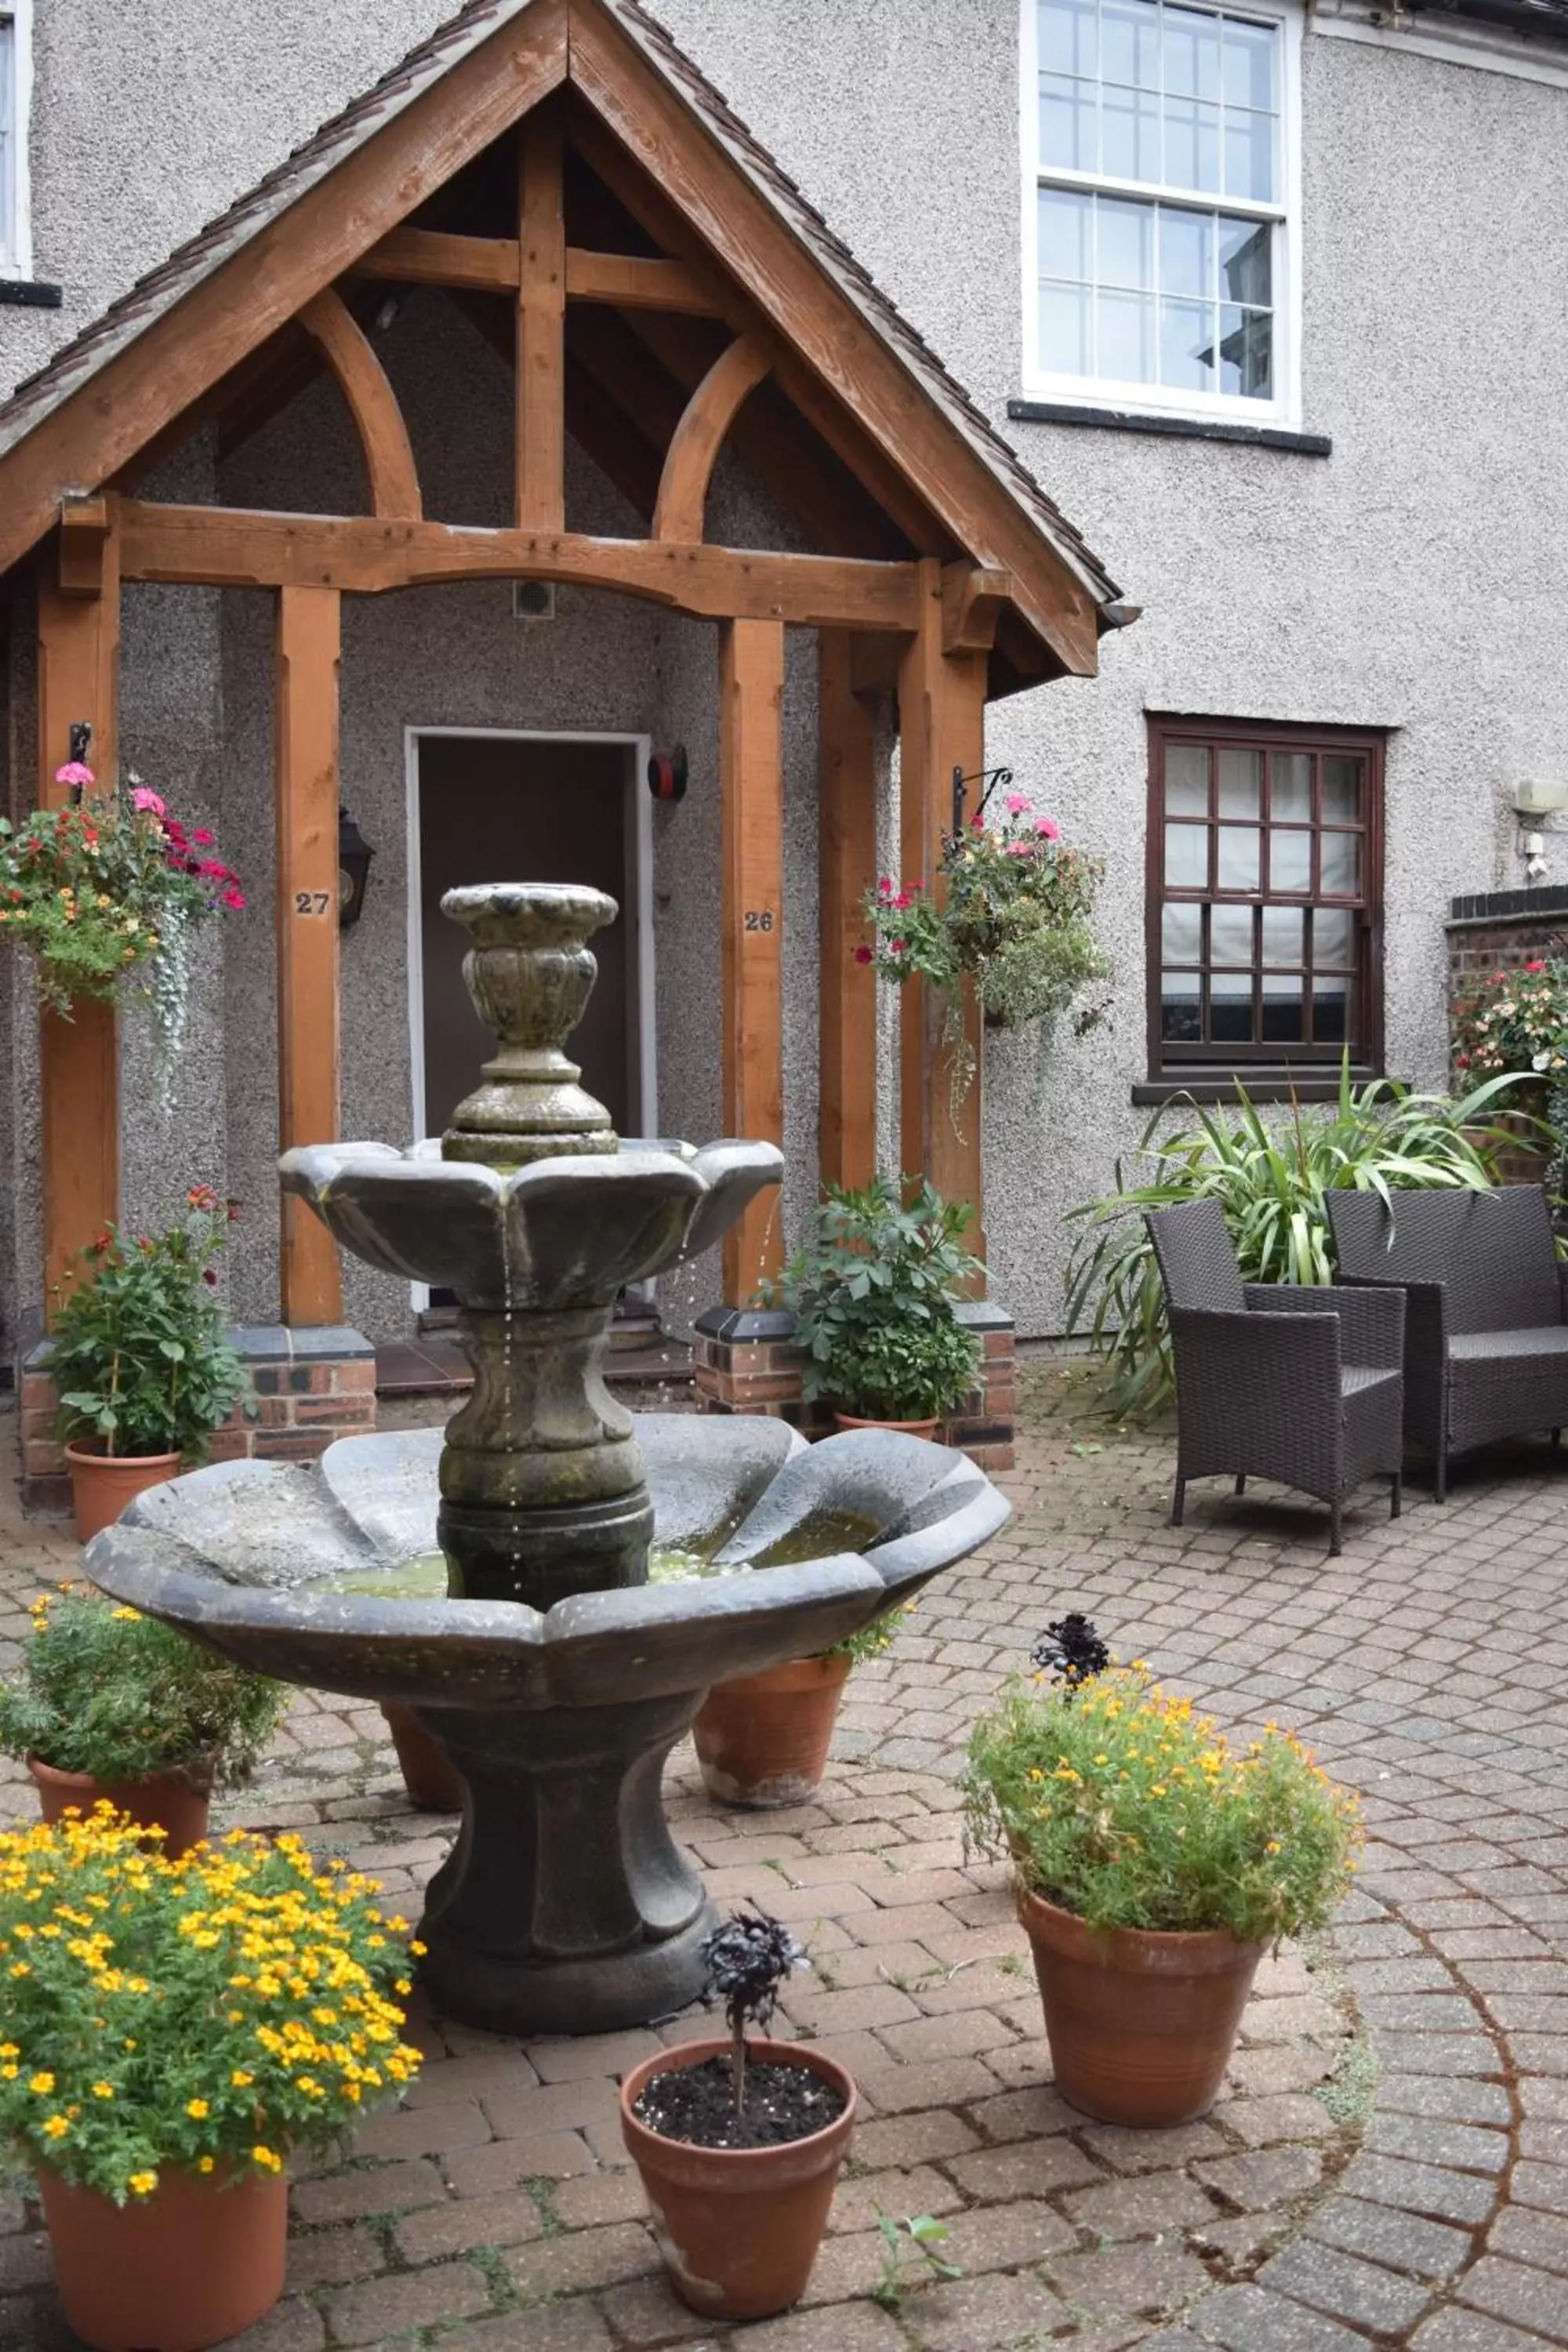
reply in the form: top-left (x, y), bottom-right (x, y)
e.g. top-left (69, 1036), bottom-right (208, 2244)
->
top-left (5, 0), bottom-right (1568, 1373)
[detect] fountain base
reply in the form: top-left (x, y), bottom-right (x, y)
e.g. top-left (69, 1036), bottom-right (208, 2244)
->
top-left (413, 1690), bottom-right (717, 2034)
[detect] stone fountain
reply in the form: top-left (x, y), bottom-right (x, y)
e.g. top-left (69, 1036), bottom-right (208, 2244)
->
top-left (85, 884), bottom-right (1010, 2035)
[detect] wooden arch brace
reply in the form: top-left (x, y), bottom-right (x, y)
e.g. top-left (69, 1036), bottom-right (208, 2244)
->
top-left (297, 289), bottom-right (423, 521)
top-left (652, 336), bottom-right (770, 544)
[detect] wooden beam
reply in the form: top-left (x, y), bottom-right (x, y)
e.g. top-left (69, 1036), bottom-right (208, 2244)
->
top-left (0, 0), bottom-right (569, 579)
top-left (357, 227), bottom-right (520, 291)
top-left (517, 116), bottom-right (566, 533)
top-left (118, 500), bottom-right (924, 630)
top-left (898, 559), bottom-right (988, 1266)
top-left (297, 290), bottom-right (423, 521)
top-left (652, 336), bottom-right (769, 543)
top-left (56, 498), bottom-right (113, 598)
top-left (38, 529), bottom-right (121, 1317)
top-left (720, 618), bottom-right (786, 1305)
top-left (274, 585), bottom-right (343, 1327)
top-left (564, 248), bottom-right (718, 314)
top-left (818, 630), bottom-right (879, 1196)
top-left (942, 562), bottom-right (1013, 655)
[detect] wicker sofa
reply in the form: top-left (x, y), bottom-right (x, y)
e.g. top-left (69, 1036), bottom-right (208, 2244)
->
top-left (1147, 1198), bottom-right (1406, 1556)
top-left (1327, 1184), bottom-right (1568, 1499)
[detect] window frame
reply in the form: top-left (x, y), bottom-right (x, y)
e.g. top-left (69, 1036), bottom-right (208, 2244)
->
top-left (1019, 0), bottom-right (1305, 429)
top-left (1145, 714), bottom-right (1386, 1088)
top-left (0, 0), bottom-right (33, 281)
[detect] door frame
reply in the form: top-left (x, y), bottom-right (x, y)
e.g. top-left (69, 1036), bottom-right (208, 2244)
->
top-left (403, 724), bottom-right (657, 1310)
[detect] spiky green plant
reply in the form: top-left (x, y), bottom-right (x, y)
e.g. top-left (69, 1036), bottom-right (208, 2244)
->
top-left (1064, 1065), bottom-right (1530, 1418)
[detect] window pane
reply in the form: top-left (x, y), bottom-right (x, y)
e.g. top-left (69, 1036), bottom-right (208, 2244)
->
top-left (1041, 73), bottom-right (1096, 169)
top-left (1261, 976), bottom-right (1305, 1042)
top-left (1270, 830), bottom-right (1312, 891)
top-left (1218, 826), bottom-right (1260, 890)
top-left (1261, 906), bottom-right (1303, 967)
top-left (1166, 743), bottom-right (1209, 814)
top-left (1099, 286), bottom-right (1156, 382)
top-left (1098, 197), bottom-right (1155, 289)
top-left (1163, 96), bottom-right (1220, 194)
top-left (1040, 281), bottom-right (1091, 375)
top-left (1223, 107), bottom-right (1274, 202)
top-left (1217, 746), bottom-right (1261, 817)
top-left (1162, 975), bottom-right (1203, 1041)
top-left (1271, 753), bottom-right (1311, 820)
top-left (1160, 297), bottom-right (1214, 391)
top-left (1219, 218), bottom-right (1272, 307)
top-left (1322, 833), bottom-right (1361, 895)
top-left (1040, 0), bottom-right (1098, 77)
top-left (1164, 5), bottom-right (1221, 99)
top-left (1165, 823), bottom-right (1208, 887)
top-left (1219, 305), bottom-right (1272, 399)
top-left (1210, 904), bottom-right (1252, 966)
top-left (1103, 85), bottom-right (1160, 180)
top-left (1313, 908), bottom-right (1355, 967)
top-left (1162, 902), bottom-right (1203, 962)
top-left (1211, 973), bottom-right (1254, 1040)
top-left (1101, 0), bottom-right (1161, 91)
top-left (1223, 16), bottom-right (1276, 111)
top-left (1322, 757), bottom-right (1363, 823)
top-left (1040, 186), bottom-right (1092, 281)
top-left (1160, 207), bottom-right (1213, 299)
top-left (1313, 977), bottom-right (1348, 1043)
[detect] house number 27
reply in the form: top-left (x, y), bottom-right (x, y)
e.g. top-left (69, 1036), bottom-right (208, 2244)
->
top-left (742, 909), bottom-right (775, 932)
top-left (294, 891), bottom-right (331, 916)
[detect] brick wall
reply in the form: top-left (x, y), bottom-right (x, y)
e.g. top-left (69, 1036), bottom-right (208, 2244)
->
top-left (1446, 885), bottom-right (1568, 997)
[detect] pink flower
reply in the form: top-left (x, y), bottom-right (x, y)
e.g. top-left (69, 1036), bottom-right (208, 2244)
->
top-left (890, 938), bottom-right (906, 956)
top-left (1526, 960), bottom-right (1546, 974)
top-left (132, 786), bottom-right (166, 817)
top-left (53, 761), bottom-right (94, 790)
top-left (853, 944), bottom-right (873, 965)
top-left (1006, 792), bottom-right (1029, 815)
top-left (893, 891), bottom-right (911, 910)
top-left (1006, 840), bottom-right (1033, 857)
top-left (877, 877), bottom-right (892, 896)
top-left (191, 829), bottom-right (214, 847)
top-left (1035, 817), bottom-right (1061, 841)
top-left (969, 811), bottom-right (984, 829)
top-left (222, 887), bottom-right (246, 911)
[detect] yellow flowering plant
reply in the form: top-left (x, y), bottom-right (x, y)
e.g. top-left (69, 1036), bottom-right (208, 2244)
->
top-left (0, 1807), bottom-right (421, 2204)
top-left (963, 1664), bottom-right (1359, 1942)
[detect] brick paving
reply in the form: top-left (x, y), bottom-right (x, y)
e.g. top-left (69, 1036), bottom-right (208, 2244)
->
top-left (0, 1363), bottom-right (1566, 2347)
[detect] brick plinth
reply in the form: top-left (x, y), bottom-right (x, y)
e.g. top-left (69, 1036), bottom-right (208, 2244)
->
top-left (21, 1323), bottom-right (377, 1513)
top-left (692, 1301), bottom-right (1015, 1471)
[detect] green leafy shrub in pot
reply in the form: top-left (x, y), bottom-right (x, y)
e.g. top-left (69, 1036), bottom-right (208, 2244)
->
top-left (776, 1176), bottom-right (982, 1423)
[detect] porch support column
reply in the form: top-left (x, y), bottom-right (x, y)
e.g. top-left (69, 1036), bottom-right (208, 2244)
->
top-left (38, 513), bottom-right (121, 1314)
top-left (274, 584), bottom-right (343, 1326)
top-left (817, 628), bottom-right (878, 1196)
top-left (898, 558), bottom-right (988, 1269)
top-left (720, 617), bottom-right (786, 1305)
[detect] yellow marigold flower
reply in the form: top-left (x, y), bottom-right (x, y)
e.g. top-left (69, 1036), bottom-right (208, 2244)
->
top-left (1150, 1784), bottom-right (1167, 1797)
top-left (91, 2082), bottom-right (114, 2100)
top-left (198, 2156), bottom-right (215, 2175)
top-left (187, 2099), bottom-right (210, 2120)
top-left (110, 1606), bottom-right (140, 1621)
top-left (1266, 1840), bottom-right (1283, 1855)
top-left (127, 2172), bottom-right (158, 2198)
top-left (28, 2072), bottom-right (53, 2095)
top-left (231, 2070), bottom-right (253, 2089)
top-left (252, 2146), bottom-right (283, 2172)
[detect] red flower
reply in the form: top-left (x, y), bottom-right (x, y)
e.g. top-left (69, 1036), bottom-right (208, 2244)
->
top-left (893, 891), bottom-right (911, 910)
top-left (1526, 960), bottom-right (1547, 974)
top-left (877, 877), bottom-right (892, 897)
top-left (969, 811), bottom-right (984, 829)
top-left (226, 1200), bottom-right (241, 1223)
top-left (191, 829), bottom-right (215, 847)
top-left (87, 1232), bottom-right (112, 1258)
top-left (223, 887), bottom-right (246, 911)
top-left (890, 938), bottom-right (907, 955)
top-left (201, 1269), bottom-right (218, 1287)
top-left (188, 1184), bottom-right (218, 1210)
top-left (853, 944), bottom-right (873, 965)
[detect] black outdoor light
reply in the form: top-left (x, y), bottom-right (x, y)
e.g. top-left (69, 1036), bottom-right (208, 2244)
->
top-left (337, 805), bottom-right (375, 928)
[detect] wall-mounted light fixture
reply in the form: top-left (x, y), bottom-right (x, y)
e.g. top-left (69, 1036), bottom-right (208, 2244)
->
top-left (338, 806), bottom-right (375, 928)
top-left (1512, 782), bottom-right (1568, 820)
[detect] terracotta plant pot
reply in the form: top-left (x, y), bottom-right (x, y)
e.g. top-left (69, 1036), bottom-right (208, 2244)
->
top-left (693, 1653), bottom-right (851, 1808)
top-left (28, 1755), bottom-right (212, 1860)
top-left (1019, 1886), bottom-right (1264, 2127)
top-left (620, 2036), bottom-right (856, 2319)
top-left (832, 1410), bottom-right (939, 1439)
top-left (382, 1701), bottom-right (466, 1812)
top-left (38, 2160), bottom-right (289, 2352)
top-left (64, 1443), bottom-right (182, 1544)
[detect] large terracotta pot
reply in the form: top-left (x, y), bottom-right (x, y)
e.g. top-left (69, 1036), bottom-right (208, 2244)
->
top-left (64, 1443), bottom-right (182, 1544)
top-left (28, 1755), bottom-right (212, 1860)
top-left (38, 2161), bottom-right (288, 2351)
top-left (620, 2036), bottom-right (856, 2319)
top-left (832, 1410), bottom-right (939, 1439)
top-left (693, 1652), bottom-right (851, 1809)
top-left (1019, 1886), bottom-right (1263, 2127)
top-left (382, 1702), bottom-right (465, 1812)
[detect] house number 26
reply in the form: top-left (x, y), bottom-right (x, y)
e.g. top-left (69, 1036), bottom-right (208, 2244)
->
top-left (742, 909), bottom-right (775, 932)
top-left (294, 891), bottom-right (331, 916)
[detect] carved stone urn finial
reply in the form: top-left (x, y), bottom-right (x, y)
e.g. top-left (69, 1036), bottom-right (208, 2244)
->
top-left (441, 884), bottom-right (619, 1167)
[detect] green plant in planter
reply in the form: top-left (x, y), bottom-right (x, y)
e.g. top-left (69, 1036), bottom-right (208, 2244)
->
top-left (0, 1591), bottom-right (287, 1790)
top-left (774, 1177), bottom-right (982, 1424)
top-left (825, 1599), bottom-right (917, 1669)
top-left (49, 1186), bottom-right (249, 1459)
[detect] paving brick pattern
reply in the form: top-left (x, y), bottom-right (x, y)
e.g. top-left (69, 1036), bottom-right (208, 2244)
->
top-left (0, 1362), bottom-right (1566, 2347)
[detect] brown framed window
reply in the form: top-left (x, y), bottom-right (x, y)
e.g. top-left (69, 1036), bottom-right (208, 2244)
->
top-left (1147, 717), bottom-right (1385, 1083)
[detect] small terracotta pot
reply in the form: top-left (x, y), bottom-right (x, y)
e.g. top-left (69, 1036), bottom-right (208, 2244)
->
top-left (831, 1410), bottom-right (940, 1439)
top-left (28, 1755), bottom-right (212, 1860)
top-left (64, 1443), bottom-right (182, 1544)
top-left (1019, 1886), bottom-right (1264, 2127)
top-left (694, 1653), bottom-right (851, 1809)
top-left (620, 2036), bottom-right (856, 2319)
top-left (382, 1702), bottom-right (465, 1812)
top-left (38, 2160), bottom-right (288, 2352)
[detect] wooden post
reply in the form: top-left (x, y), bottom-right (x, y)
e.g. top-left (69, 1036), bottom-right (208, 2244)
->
top-left (516, 116), bottom-right (565, 533)
top-left (274, 584), bottom-right (343, 1326)
top-left (898, 559), bottom-right (988, 1266)
top-left (720, 618), bottom-right (786, 1305)
top-left (38, 523), bottom-right (121, 1316)
top-left (817, 629), bottom-right (878, 1195)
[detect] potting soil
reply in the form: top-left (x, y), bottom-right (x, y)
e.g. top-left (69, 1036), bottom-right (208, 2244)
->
top-left (633, 2056), bottom-right (847, 2150)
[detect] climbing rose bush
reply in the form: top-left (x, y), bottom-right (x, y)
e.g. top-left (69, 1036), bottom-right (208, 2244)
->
top-left (1451, 958), bottom-right (1568, 1086)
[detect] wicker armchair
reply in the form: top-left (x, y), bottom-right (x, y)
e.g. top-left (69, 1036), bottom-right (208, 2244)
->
top-left (1147, 1199), bottom-right (1406, 1556)
top-left (1327, 1185), bottom-right (1568, 1499)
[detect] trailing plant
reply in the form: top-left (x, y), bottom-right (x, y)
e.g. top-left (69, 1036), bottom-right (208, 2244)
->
top-left (963, 1662), bottom-right (1360, 1941)
top-left (1064, 1063), bottom-right (1523, 1417)
top-left (825, 1598), bottom-right (918, 1670)
top-left (773, 1177), bottom-right (982, 1423)
top-left (49, 1186), bottom-right (248, 1460)
top-left (0, 1591), bottom-right (287, 1790)
top-left (701, 1909), bottom-right (808, 2112)
top-left (0, 767), bottom-right (244, 1098)
top-left (0, 1806), bottom-right (421, 2204)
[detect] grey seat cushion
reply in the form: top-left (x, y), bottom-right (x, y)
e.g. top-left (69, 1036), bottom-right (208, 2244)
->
top-left (1342, 1366), bottom-right (1402, 1397)
top-left (1449, 1327), bottom-right (1568, 1363)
